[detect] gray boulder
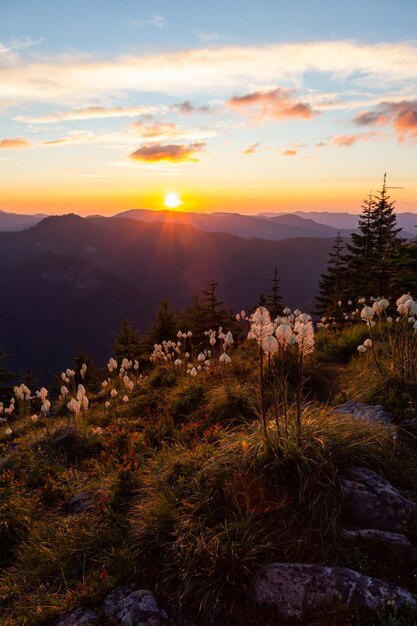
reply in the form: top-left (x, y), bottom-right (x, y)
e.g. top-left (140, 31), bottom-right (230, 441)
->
top-left (102, 586), bottom-right (161, 626)
top-left (254, 563), bottom-right (416, 620)
top-left (341, 528), bottom-right (417, 565)
top-left (340, 466), bottom-right (417, 532)
top-left (335, 401), bottom-right (392, 426)
top-left (55, 607), bottom-right (99, 626)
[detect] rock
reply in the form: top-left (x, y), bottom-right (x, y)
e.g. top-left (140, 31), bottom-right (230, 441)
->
top-left (335, 401), bottom-right (392, 426)
top-left (254, 563), bottom-right (416, 621)
top-left (102, 585), bottom-right (162, 626)
top-left (341, 528), bottom-right (417, 565)
top-left (55, 607), bottom-right (99, 626)
top-left (340, 466), bottom-right (417, 533)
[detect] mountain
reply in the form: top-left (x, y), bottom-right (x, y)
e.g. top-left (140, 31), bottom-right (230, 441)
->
top-left (258, 211), bottom-right (417, 238)
top-left (113, 208), bottom-right (340, 240)
top-left (0, 214), bottom-right (333, 378)
top-left (0, 209), bottom-right (47, 231)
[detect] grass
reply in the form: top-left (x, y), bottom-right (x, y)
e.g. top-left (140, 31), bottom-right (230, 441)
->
top-left (2, 318), bottom-right (417, 625)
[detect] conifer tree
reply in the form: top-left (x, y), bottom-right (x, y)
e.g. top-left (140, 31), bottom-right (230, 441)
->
top-left (344, 175), bottom-right (402, 298)
top-left (114, 319), bottom-right (141, 361)
top-left (316, 232), bottom-right (347, 316)
top-left (147, 299), bottom-right (177, 346)
top-left (0, 350), bottom-right (14, 402)
top-left (265, 267), bottom-right (283, 317)
top-left (200, 280), bottom-right (229, 330)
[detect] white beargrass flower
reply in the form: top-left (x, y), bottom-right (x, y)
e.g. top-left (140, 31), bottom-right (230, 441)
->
top-left (357, 345), bottom-right (367, 353)
top-left (30, 414), bottom-right (39, 423)
top-left (219, 352), bottom-right (232, 365)
top-left (361, 306), bottom-right (375, 321)
top-left (262, 335), bottom-right (279, 354)
top-left (122, 395), bottom-right (129, 403)
top-left (363, 339), bottom-right (372, 348)
top-left (5, 427), bottom-right (12, 436)
top-left (110, 389), bottom-right (118, 398)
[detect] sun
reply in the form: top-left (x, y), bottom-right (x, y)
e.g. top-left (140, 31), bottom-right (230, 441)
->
top-left (163, 192), bottom-right (182, 209)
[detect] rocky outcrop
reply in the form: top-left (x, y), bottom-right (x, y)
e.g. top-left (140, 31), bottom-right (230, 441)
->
top-left (55, 587), bottom-right (164, 626)
top-left (339, 466), bottom-right (417, 533)
top-left (254, 563), bottom-right (416, 621)
top-left (335, 401), bottom-right (392, 426)
top-left (341, 528), bottom-right (417, 565)
top-left (102, 586), bottom-right (162, 626)
top-left (55, 607), bottom-right (98, 626)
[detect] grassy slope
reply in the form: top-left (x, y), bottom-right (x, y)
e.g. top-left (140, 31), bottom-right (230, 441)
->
top-left (1, 332), bottom-right (417, 625)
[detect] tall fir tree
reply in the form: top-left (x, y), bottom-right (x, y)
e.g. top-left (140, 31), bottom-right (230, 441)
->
top-left (265, 267), bottom-right (283, 317)
top-left (0, 350), bottom-right (14, 403)
top-left (147, 298), bottom-right (177, 347)
top-left (316, 232), bottom-right (347, 316)
top-left (344, 175), bottom-right (402, 298)
top-left (114, 319), bottom-right (141, 362)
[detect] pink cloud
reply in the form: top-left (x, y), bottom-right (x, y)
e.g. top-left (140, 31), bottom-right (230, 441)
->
top-left (229, 88), bottom-right (317, 121)
top-left (354, 100), bottom-right (417, 141)
top-left (0, 137), bottom-right (31, 149)
top-left (130, 142), bottom-right (205, 163)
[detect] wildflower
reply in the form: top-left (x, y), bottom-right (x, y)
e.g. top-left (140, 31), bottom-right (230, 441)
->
top-left (190, 367), bottom-right (198, 377)
top-left (41, 399), bottom-right (51, 414)
top-left (361, 306), bottom-right (375, 321)
top-left (363, 339), bottom-right (373, 348)
top-left (122, 395), bottom-right (129, 403)
top-left (197, 352), bottom-right (205, 362)
top-left (262, 335), bottom-right (279, 354)
top-left (5, 427), bottom-right (12, 436)
top-left (110, 389), bottom-right (118, 398)
top-left (105, 401), bottom-right (111, 409)
top-left (93, 426), bottom-right (103, 435)
top-left (174, 358), bottom-right (182, 366)
top-left (219, 353), bottom-right (232, 365)
top-left (357, 345), bottom-right (367, 353)
top-left (225, 331), bottom-right (234, 346)
top-left (80, 363), bottom-right (87, 379)
top-left (60, 386), bottom-right (69, 398)
top-left (30, 414), bottom-right (39, 423)
top-left (101, 380), bottom-right (108, 388)
top-left (276, 323), bottom-right (293, 346)
top-left (36, 387), bottom-right (48, 402)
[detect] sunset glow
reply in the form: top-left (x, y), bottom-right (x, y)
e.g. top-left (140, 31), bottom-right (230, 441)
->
top-left (163, 192), bottom-right (183, 209)
top-left (0, 1), bottom-right (416, 215)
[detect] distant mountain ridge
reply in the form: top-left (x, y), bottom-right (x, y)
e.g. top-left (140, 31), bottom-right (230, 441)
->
top-left (1, 208), bottom-right (415, 239)
top-left (0, 214), bottom-right (333, 377)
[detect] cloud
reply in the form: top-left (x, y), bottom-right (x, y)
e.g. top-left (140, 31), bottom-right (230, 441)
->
top-left (316, 141), bottom-right (326, 148)
top-left (3, 41), bottom-right (417, 106)
top-left (332, 132), bottom-right (378, 147)
top-left (242, 143), bottom-right (259, 155)
top-left (16, 105), bottom-right (161, 124)
top-left (130, 15), bottom-right (166, 28)
top-left (132, 121), bottom-right (217, 142)
top-left (0, 137), bottom-right (31, 149)
top-left (354, 100), bottom-right (417, 141)
top-left (172, 100), bottom-right (212, 114)
top-left (196, 31), bottom-right (229, 43)
top-left (229, 88), bottom-right (317, 121)
top-left (283, 149), bottom-right (297, 156)
top-left (130, 142), bottom-right (206, 163)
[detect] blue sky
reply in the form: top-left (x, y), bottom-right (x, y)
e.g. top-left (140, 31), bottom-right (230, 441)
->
top-left (0, 0), bottom-right (416, 215)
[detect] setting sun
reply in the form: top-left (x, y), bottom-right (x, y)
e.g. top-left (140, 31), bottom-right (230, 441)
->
top-left (163, 192), bottom-right (183, 209)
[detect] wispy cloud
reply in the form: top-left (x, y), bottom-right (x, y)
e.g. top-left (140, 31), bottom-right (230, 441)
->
top-left (0, 137), bottom-right (31, 149)
top-left (229, 88), bottom-right (317, 121)
top-left (130, 142), bottom-right (206, 163)
top-left (354, 100), bottom-right (417, 141)
top-left (196, 31), bottom-right (229, 43)
top-left (332, 132), bottom-right (378, 147)
top-left (130, 15), bottom-right (166, 28)
top-left (15, 105), bottom-right (161, 124)
top-left (283, 149), bottom-right (297, 156)
top-left (3, 41), bottom-right (417, 106)
top-left (172, 100), bottom-right (213, 114)
top-left (242, 143), bottom-right (259, 155)
top-left (132, 120), bottom-right (216, 142)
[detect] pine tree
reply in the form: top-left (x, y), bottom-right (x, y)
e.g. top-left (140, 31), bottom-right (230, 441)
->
top-left (73, 351), bottom-right (102, 392)
top-left (316, 232), bottom-right (347, 316)
top-left (0, 350), bottom-right (14, 403)
top-left (344, 192), bottom-right (377, 297)
top-left (265, 267), bottom-right (283, 317)
top-left (200, 280), bottom-right (229, 330)
top-left (344, 175), bottom-right (402, 298)
top-left (114, 319), bottom-right (141, 361)
top-left (371, 173), bottom-right (402, 296)
top-left (147, 299), bottom-right (177, 347)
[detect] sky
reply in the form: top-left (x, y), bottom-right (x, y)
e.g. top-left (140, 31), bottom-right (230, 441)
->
top-left (0, 0), bottom-right (417, 215)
